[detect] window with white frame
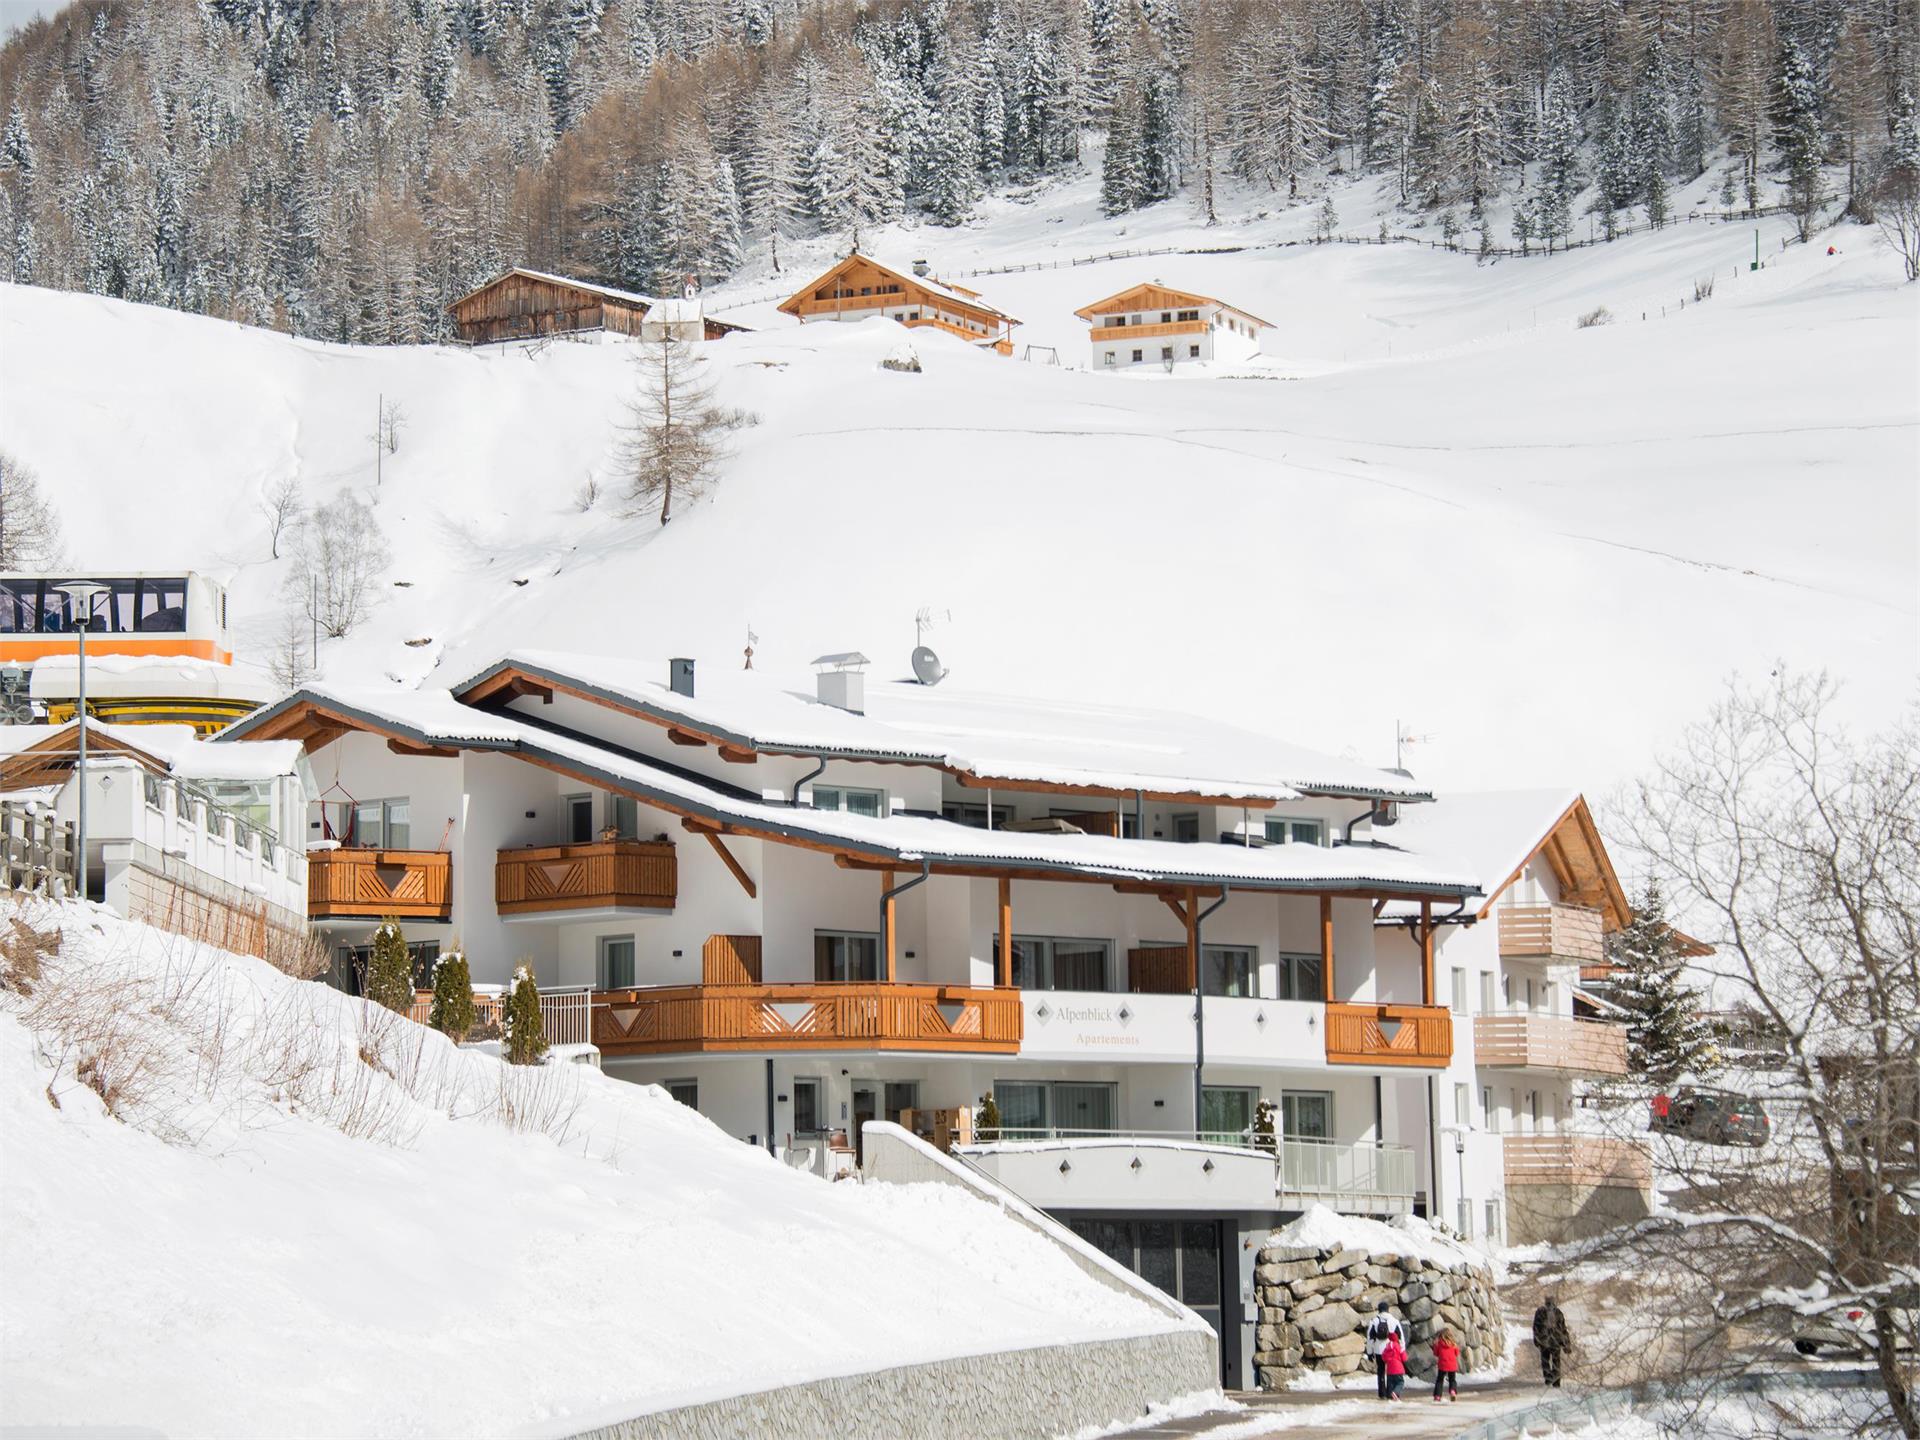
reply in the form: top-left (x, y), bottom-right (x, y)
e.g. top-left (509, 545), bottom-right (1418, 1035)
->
top-left (810, 785), bottom-right (885, 818)
top-left (598, 935), bottom-right (636, 990)
top-left (942, 801), bottom-right (1012, 829)
top-left (1481, 1085), bottom-right (1494, 1127)
top-left (1450, 967), bottom-right (1468, 1013)
top-left (1454, 1082), bottom-right (1471, 1125)
top-left (1280, 1091), bottom-right (1333, 1139)
top-left (351, 798), bottom-right (410, 849)
top-left (1274, 952), bottom-right (1324, 1001)
top-left (1201, 1085), bottom-right (1258, 1143)
top-left (1479, 972), bottom-right (1495, 1013)
top-left (992, 1079), bottom-right (1116, 1137)
top-left (1263, 816), bottom-right (1326, 846)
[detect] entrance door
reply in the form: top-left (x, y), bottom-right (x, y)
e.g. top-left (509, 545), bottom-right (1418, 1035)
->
top-left (1069, 1217), bottom-right (1233, 1389)
top-left (852, 1086), bottom-right (878, 1165)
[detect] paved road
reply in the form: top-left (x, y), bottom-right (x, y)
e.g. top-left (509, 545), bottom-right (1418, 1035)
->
top-left (1120, 1377), bottom-right (1566, 1438)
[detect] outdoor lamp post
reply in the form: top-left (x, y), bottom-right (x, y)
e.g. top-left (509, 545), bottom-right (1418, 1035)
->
top-left (53, 581), bottom-right (108, 901)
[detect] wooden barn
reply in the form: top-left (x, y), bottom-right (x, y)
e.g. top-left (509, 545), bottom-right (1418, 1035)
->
top-left (449, 268), bottom-right (656, 345)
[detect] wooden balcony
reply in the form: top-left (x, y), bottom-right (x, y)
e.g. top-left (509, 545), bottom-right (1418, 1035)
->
top-left (1127, 945), bottom-right (1190, 995)
top-left (308, 848), bottom-right (450, 921)
top-left (1324, 1002), bottom-right (1453, 1068)
top-left (591, 982), bottom-right (1023, 1057)
top-left (1087, 319), bottom-right (1208, 343)
top-left (1503, 1134), bottom-right (1651, 1190)
top-left (1498, 902), bottom-right (1604, 963)
top-left (1474, 1013), bottom-right (1628, 1076)
top-left (495, 839), bottom-right (676, 916)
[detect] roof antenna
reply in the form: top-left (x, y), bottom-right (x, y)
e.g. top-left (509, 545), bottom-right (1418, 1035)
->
top-left (1394, 720), bottom-right (1431, 775)
top-left (744, 625), bottom-right (758, 670)
top-left (912, 607), bottom-right (951, 686)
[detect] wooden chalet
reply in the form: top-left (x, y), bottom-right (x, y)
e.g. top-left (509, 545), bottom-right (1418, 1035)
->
top-left (777, 253), bottom-right (1018, 355)
top-left (450, 269), bottom-right (752, 346)
top-left (1073, 282), bottom-right (1272, 369)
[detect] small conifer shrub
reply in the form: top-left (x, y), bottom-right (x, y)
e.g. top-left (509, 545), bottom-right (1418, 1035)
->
top-left (364, 919), bottom-right (414, 1015)
top-left (502, 962), bottom-right (548, 1065)
top-left (427, 946), bottom-right (476, 1042)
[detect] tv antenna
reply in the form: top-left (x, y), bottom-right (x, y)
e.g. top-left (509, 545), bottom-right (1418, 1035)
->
top-left (914, 607), bottom-right (950, 648)
top-left (1395, 720), bottom-right (1433, 771)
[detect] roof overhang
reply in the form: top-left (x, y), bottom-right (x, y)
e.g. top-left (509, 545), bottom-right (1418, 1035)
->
top-left (1475, 794), bottom-right (1631, 929)
top-left (0, 723), bottom-right (170, 790)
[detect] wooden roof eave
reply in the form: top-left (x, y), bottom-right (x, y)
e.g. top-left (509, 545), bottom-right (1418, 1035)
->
top-left (777, 254), bottom-right (1016, 326)
top-left (0, 725), bottom-right (170, 790)
top-left (1474, 795), bottom-right (1632, 930)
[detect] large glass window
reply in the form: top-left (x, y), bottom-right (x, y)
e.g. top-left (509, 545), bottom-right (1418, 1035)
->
top-left (1450, 967), bottom-right (1468, 1013)
top-left (814, 931), bottom-right (879, 983)
top-left (1281, 1091), bottom-right (1333, 1140)
top-left (1201, 1086), bottom-right (1257, 1144)
top-left (566, 795), bottom-right (594, 843)
top-left (203, 779), bottom-right (272, 831)
top-left (598, 935), bottom-right (636, 990)
top-left (664, 1079), bottom-right (698, 1110)
top-left (1263, 816), bottom-right (1327, 846)
top-left (989, 1080), bottom-right (1115, 1137)
top-left (348, 798), bottom-right (410, 849)
top-left (811, 786), bottom-right (884, 818)
top-left (941, 801), bottom-right (1012, 829)
top-left (1274, 952), bottom-right (1324, 1001)
top-left (610, 795), bottom-right (638, 839)
top-left (1050, 1082), bottom-right (1116, 1134)
top-left (1203, 946), bottom-right (1257, 998)
top-left (1007, 936), bottom-right (1112, 992)
top-left (995, 1081), bottom-right (1048, 1137)
top-left (1171, 812), bottom-right (1200, 842)
top-left (791, 1078), bottom-right (823, 1135)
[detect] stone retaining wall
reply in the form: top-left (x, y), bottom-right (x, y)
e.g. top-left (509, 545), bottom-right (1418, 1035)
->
top-left (1252, 1240), bottom-right (1504, 1389)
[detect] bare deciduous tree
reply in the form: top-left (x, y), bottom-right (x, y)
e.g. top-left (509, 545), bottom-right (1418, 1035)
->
top-left (1878, 170), bottom-right (1920, 283)
top-left (286, 491), bottom-right (391, 639)
top-left (0, 448), bottom-right (62, 568)
top-left (1600, 672), bottom-right (1919, 1437)
top-left (261, 473), bottom-right (303, 559)
top-left (615, 338), bottom-right (752, 527)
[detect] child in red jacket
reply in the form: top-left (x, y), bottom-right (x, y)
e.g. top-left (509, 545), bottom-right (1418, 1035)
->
top-left (1432, 1330), bottom-right (1461, 1400)
top-left (1382, 1332), bottom-right (1408, 1400)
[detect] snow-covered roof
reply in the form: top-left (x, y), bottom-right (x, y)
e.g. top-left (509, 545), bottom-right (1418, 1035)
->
top-left (780, 255), bottom-right (1018, 324)
top-left (644, 297), bottom-right (702, 324)
top-left (220, 681), bottom-right (1480, 900)
top-left (456, 650), bottom-right (1433, 804)
top-left (28, 654), bottom-right (276, 703)
top-left (0, 720), bottom-right (304, 784)
top-left (1073, 282), bottom-right (1275, 329)
top-left (455, 267), bottom-right (656, 312)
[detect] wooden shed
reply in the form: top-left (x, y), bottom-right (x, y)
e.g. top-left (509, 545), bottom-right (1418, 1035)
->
top-left (449, 268), bottom-right (657, 346)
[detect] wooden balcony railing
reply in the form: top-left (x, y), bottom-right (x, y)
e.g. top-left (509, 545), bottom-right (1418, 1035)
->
top-left (1503, 1134), bottom-right (1651, 1190)
top-left (1087, 319), bottom-right (1208, 343)
top-left (591, 982), bottom-right (1023, 1056)
top-left (308, 848), bottom-right (450, 921)
top-left (1498, 902), bottom-right (1605, 963)
top-left (495, 839), bottom-right (676, 915)
top-left (1474, 1013), bottom-right (1628, 1076)
top-left (1128, 946), bottom-right (1190, 995)
top-left (1324, 1002), bottom-right (1453, 1067)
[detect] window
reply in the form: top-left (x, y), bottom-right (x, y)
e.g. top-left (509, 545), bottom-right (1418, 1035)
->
top-left (941, 801), bottom-right (1012, 829)
top-left (1525, 977), bottom-right (1537, 1010)
top-left (1177, 309), bottom-right (1200, 322)
top-left (814, 931), bottom-right (880, 983)
top-left (335, 939), bottom-right (440, 995)
top-left (1006, 936), bottom-right (1111, 991)
top-left (995, 1080), bottom-right (1048, 1137)
top-left (610, 795), bottom-right (638, 839)
top-left (884, 1081), bottom-right (919, 1121)
top-left (1263, 817), bottom-right (1326, 846)
top-left (1171, 813), bottom-right (1201, 842)
top-left (1160, 311), bottom-right (1171, 323)
top-left (811, 785), bottom-right (885, 818)
top-left (664, 1079), bottom-right (698, 1110)
top-left (1502, 973), bottom-right (1514, 1008)
top-left (1484, 1199), bottom-right (1503, 1245)
top-left (143, 773), bottom-right (163, 809)
top-left (1274, 952), bottom-right (1324, 1001)
top-left (791, 1078), bottom-right (823, 1135)
top-left (350, 798), bottom-right (410, 850)
top-left (1203, 945), bottom-right (1257, 998)
top-left (1457, 1198), bottom-right (1473, 1237)
top-left (1280, 1091), bottom-right (1333, 1140)
top-left (1103, 351), bottom-right (1116, 366)
top-left (598, 935), bottom-right (636, 990)
top-left (1160, 346), bottom-right (1174, 361)
top-left (1526, 1089), bottom-right (1540, 1130)
top-left (1450, 967), bottom-right (1468, 1014)
top-left (1130, 348), bottom-right (1143, 363)
top-left (1479, 972), bottom-right (1495, 1014)
top-left (1104, 314), bottom-right (1126, 326)
top-left (1052, 1082), bottom-right (1116, 1134)
top-left (1202, 1086), bottom-right (1257, 1144)
top-left (566, 795), bottom-right (594, 843)
top-left (1481, 1086), bottom-right (1494, 1127)
top-left (175, 784), bottom-right (193, 821)
top-left (1188, 344), bottom-right (1200, 358)
top-left (1454, 1082), bottom-right (1471, 1126)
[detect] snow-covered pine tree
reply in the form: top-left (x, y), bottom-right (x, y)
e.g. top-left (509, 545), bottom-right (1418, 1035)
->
top-left (364, 919), bottom-right (415, 1015)
top-left (1604, 880), bottom-right (1719, 1087)
top-left (741, 93), bottom-right (808, 272)
top-left (1778, 36), bottom-right (1827, 241)
top-left (1318, 193), bottom-right (1339, 242)
top-left (502, 962), bottom-right (549, 1064)
top-left (427, 945), bottom-right (477, 1042)
top-left (1101, 79), bottom-right (1145, 215)
top-left (1533, 68), bottom-right (1579, 250)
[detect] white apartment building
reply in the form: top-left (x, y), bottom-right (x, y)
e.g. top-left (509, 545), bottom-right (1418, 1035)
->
top-left (216, 651), bottom-right (1645, 1386)
top-left (0, 720), bottom-right (311, 954)
top-left (1073, 282), bottom-right (1273, 371)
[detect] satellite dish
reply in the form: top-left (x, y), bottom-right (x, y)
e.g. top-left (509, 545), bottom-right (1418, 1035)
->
top-left (911, 646), bottom-right (947, 686)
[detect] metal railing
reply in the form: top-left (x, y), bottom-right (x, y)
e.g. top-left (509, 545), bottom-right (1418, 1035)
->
top-left (964, 1126), bottom-right (1415, 1199)
top-left (409, 984), bottom-right (593, 1048)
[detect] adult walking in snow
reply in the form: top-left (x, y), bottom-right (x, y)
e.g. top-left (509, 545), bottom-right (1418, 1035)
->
top-left (1365, 1301), bottom-right (1404, 1399)
top-left (1532, 1295), bottom-right (1572, 1387)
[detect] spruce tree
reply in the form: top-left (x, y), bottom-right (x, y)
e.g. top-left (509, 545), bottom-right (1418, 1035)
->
top-left (427, 946), bottom-right (477, 1042)
top-left (1604, 880), bottom-right (1719, 1087)
top-left (502, 962), bottom-right (549, 1065)
top-left (364, 919), bottom-right (414, 1015)
top-left (1778, 37), bottom-right (1826, 242)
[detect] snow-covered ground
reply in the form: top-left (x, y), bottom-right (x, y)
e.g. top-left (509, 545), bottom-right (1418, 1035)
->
top-left (0, 898), bottom-right (1191, 1438)
top-left (3, 166), bottom-right (1912, 796)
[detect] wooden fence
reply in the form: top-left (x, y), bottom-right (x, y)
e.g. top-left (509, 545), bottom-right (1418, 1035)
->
top-left (0, 802), bottom-right (76, 897)
top-left (1504, 1134), bottom-right (1652, 1190)
top-left (1474, 1012), bottom-right (1628, 1076)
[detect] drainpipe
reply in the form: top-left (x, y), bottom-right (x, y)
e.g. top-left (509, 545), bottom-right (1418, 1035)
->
top-left (765, 1057), bottom-right (775, 1157)
top-left (1135, 789), bottom-right (1146, 839)
top-left (877, 860), bottom-right (931, 982)
top-left (1343, 804), bottom-right (1376, 845)
top-left (790, 755), bottom-right (827, 807)
top-left (1190, 886), bottom-right (1231, 1141)
top-left (1427, 1075), bottom-right (1441, 1222)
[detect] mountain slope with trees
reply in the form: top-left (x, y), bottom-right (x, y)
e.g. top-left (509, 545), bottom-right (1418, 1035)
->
top-left (1, 0), bottom-right (1914, 342)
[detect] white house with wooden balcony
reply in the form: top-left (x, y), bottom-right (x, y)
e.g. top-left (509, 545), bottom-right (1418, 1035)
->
top-left (217, 646), bottom-right (1493, 1390)
top-left (1073, 283), bottom-right (1273, 371)
top-left (0, 720), bottom-right (310, 956)
top-left (1375, 791), bottom-right (1684, 1248)
top-left (777, 254), bottom-right (1018, 355)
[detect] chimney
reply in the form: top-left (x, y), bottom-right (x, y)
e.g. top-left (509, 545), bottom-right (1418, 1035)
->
top-left (811, 652), bottom-right (870, 714)
top-left (912, 258), bottom-right (930, 278)
top-left (669, 657), bottom-right (695, 698)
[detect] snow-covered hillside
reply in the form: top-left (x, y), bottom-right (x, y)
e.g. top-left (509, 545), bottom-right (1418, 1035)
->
top-left (3, 189), bottom-right (1913, 794)
top-left (0, 899), bottom-right (1188, 1437)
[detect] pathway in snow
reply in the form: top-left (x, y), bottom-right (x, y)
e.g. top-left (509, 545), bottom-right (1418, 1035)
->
top-left (1109, 1375), bottom-right (1553, 1438)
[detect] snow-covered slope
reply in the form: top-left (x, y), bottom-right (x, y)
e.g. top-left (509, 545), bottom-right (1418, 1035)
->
top-left (0, 899), bottom-right (1187, 1437)
top-left (3, 188), bottom-right (1912, 794)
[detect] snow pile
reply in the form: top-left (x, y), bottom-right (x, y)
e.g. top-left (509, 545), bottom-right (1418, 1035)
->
top-left (1267, 1202), bottom-right (1488, 1271)
top-left (0, 898), bottom-right (1182, 1439)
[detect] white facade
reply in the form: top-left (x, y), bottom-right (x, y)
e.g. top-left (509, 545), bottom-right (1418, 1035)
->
top-left (1087, 298), bottom-right (1269, 372)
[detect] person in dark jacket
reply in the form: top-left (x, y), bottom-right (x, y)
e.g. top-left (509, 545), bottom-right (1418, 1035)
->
top-left (1532, 1296), bottom-right (1572, 1386)
top-left (1364, 1301), bottom-right (1404, 1399)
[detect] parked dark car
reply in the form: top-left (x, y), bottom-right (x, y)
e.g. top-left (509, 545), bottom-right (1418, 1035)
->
top-left (1650, 1087), bottom-right (1771, 1147)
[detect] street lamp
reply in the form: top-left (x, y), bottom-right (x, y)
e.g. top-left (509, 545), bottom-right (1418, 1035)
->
top-left (53, 581), bottom-right (108, 901)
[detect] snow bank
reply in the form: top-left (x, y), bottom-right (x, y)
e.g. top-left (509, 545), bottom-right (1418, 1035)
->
top-left (0, 898), bottom-right (1180, 1439)
top-left (1267, 1202), bottom-right (1486, 1271)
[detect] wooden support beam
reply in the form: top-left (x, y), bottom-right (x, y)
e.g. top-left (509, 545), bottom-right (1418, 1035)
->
top-left (1420, 899), bottom-right (1435, 1008)
top-left (666, 728), bottom-right (708, 747)
top-left (1161, 895), bottom-right (1189, 928)
top-left (680, 816), bottom-right (722, 835)
top-left (386, 737), bottom-right (457, 759)
top-left (883, 869), bottom-right (897, 984)
top-left (1320, 895), bottom-right (1335, 1003)
top-left (998, 876), bottom-right (1012, 988)
top-left (717, 744), bottom-right (757, 765)
top-left (1185, 886), bottom-right (1199, 991)
top-left (1114, 881), bottom-right (1222, 899)
top-left (700, 829), bottom-right (756, 899)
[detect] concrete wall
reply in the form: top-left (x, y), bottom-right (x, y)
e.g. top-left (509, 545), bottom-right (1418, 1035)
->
top-left (1505, 1181), bottom-right (1652, 1247)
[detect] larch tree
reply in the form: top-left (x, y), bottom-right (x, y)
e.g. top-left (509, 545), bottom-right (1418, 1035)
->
top-left (615, 337), bottom-right (751, 526)
top-left (287, 491), bottom-right (392, 639)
